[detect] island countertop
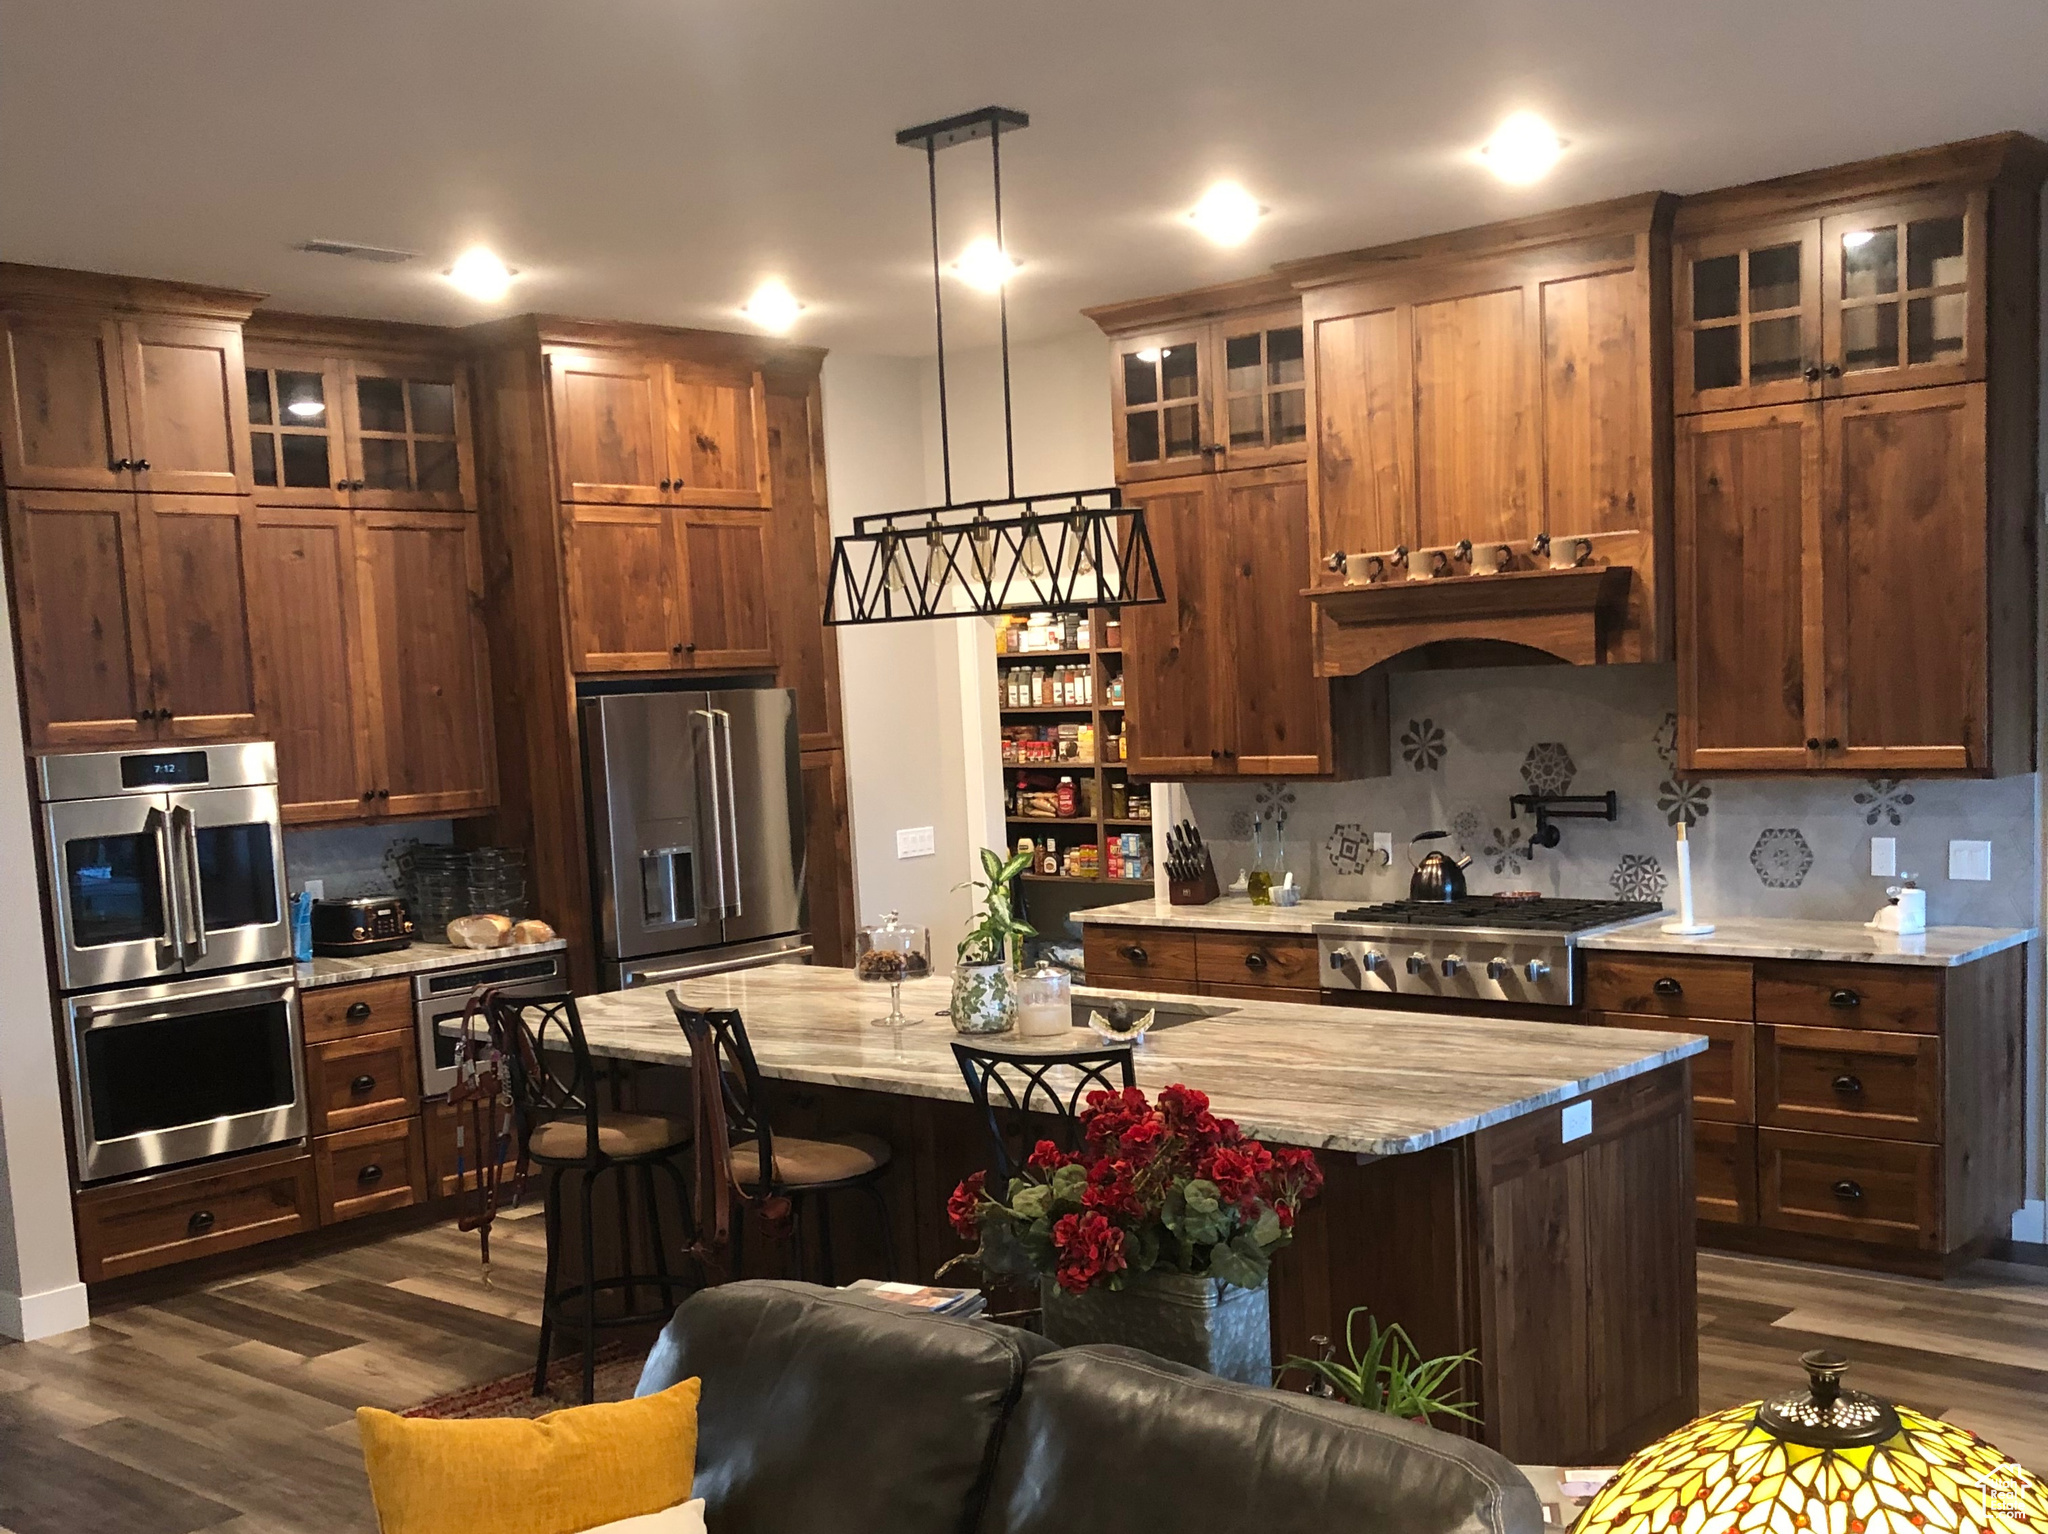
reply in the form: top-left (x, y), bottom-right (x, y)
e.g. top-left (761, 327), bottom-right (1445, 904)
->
top-left (566, 966), bottom-right (1705, 1157)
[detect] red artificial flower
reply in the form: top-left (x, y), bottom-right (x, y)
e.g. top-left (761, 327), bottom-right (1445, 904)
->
top-left (1083, 1158), bottom-right (1143, 1217)
top-left (1026, 1138), bottom-right (1068, 1170)
top-left (1051, 1210), bottom-right (1128, 1293)
top-left (1118, 1111), bottom-right (1167, 1156)
top-left (947, 1169), bottom-right (987, 1239)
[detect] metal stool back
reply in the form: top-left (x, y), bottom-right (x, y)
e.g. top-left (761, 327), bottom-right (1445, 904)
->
top-left (949, 1040), bottom-right (1137, 1183)
top-left (484, 991), bottom-right (601, 1160)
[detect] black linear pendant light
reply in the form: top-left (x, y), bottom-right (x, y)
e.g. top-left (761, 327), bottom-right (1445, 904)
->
top-left (823, 106), bottom-right (1164, 626)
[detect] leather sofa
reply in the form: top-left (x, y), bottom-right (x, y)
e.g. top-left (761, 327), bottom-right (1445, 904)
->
top-left (637, 1280), bottom-right (1542, 1534)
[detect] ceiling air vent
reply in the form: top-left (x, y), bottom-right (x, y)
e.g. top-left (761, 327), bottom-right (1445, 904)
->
top-left (293, 240), bottom-right (416, 264)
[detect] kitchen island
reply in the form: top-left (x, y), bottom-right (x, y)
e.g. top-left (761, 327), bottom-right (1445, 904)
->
top-left (569, 966), bottom-right (1708, 1464)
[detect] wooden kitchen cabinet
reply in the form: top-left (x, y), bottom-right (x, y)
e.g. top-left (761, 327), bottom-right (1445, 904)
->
top-left (678, 509), bottom-right (774, 668)
top-left (548, 346), bottom-right (768, 509)
top-left (564, 504), bottom-right (773, 674)
top-left (248, 506), bottom-right (495, 823)
top-left (664, 358), bottom-right (770, 508)
top-left (801, 747), bottom-right (856, 968)
top-left (6, 486), bottom-right (262, 748)
top-left (1121, 464), bottom-right (1379, 778)
top-left (765, 381), bottom-right (843, 752)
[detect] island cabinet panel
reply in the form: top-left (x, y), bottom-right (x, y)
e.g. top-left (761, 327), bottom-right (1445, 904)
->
top-left (1695, 1121), bottom-right (1759, 1225)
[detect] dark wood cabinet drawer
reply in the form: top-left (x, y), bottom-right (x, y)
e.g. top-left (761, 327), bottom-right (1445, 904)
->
top-left (302, 977), bottom-right (415, 1045)
top-left (306, 1028), bottom-right (420, 1134)
top-left (1584, 955), bottom-right (1753, 1021)
top-left (1759, 1128), bottom-right (1941, 1251)
top-left (73, 1148), bottom-right (316, 1283)
top-left (1084, 926), bottom-right (1198, 985)
top-left (1758, 1026), bottom-right (1941, 1142)
top-left (314, 1119), bottom-right (427, 1225)
top-left (1595, 1012), bottom-right (1753, 1122)
top-left (1754, 962), bottom-right (1941, 1035)
top-left (1195, 931), bottom-right (1319, 990)
top-left (1695, 1121), bottom-right (1757, 1226)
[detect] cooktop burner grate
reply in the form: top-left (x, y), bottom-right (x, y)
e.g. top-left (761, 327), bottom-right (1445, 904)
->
top-left (1328, 897), bottom-right (1664, 932)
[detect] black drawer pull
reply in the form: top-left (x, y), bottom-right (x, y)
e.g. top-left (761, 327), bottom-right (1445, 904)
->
top-left (1832, 1073), bottom-right (1864, 1096)
top-left (1244, 952), bottom-right (1268, 971)
top-left (1652, 977), bottom-right (1683, 998)
top-left (357, 1163), bottom-right (385, 1186)
top-left (1830, 1179), bottom-right (1864, 1202)
top-left (350, 1073), bottom-right (378, 1096)
top-left (1829, 988), bottom-right (1860, 1009)
top-left (187, 1210), bottom-right (216, 1236)
top-left (345, 1001), bottom-right (373, 1021)
top-left (1121, 944), bottom-right (1148, 964)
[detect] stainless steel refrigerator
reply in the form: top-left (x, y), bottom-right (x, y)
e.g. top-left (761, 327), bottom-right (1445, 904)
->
top-left (582, 687), bottom-right (810, 990)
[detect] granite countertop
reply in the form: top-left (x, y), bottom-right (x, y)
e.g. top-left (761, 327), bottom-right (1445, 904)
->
top-left (1071, 896), bottom-right (1349, 935)
top-left (554, 967), bottom-right (1705, 1157)
top-left (298, 937), bottom-right (568, 990)
top-left (1580, 916), bottom-right (2033, 968)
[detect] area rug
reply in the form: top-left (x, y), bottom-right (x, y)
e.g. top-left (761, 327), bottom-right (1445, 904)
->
top-left (403, 1343), bottom-right (651, 1419)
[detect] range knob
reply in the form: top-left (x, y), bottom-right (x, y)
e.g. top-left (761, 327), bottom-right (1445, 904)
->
top-left (1360, 949), bottom-right (1385, 973)
top-left (1486, 956), bottom-right (1510, 981)
top-left (1523, 958), bottom-right (1552, 983)
top-left (1440, 954), bottom-right (1464, 978)
top-left (1405, 952), bottom-right (1429, 977)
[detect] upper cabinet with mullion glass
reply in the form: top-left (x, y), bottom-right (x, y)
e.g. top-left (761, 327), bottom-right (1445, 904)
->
top-left (1216, 305), bottom-right (1308, 470)
top-left (1108, 324), bottom-right (1211, 482)
top-left (1673, 220), bottom-right (1822, 413)
top-left (245, 353), bottom-right (350, 506)
top-left (1820, 190), bottom-right (1984, 397)
top-left (344, 359), bottom-right (473, 510)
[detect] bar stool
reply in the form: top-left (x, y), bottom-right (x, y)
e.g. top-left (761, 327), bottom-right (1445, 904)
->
top-left (485, 991), bottom-right (695, 1404)
top-left (950, 1039), bottom-right (1137, 1181)
top-left (669, 996), bottom-right (896, 1284)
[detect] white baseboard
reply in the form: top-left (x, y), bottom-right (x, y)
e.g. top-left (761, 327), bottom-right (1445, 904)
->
top-left (2011, 1200), bottom-right (2048, 1245)
top-left (0, 1279), bottom-right (90, 1341)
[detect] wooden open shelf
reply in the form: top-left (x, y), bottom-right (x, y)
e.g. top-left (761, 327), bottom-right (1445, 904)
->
top-left (1306, 564), bottom-right (1634, 672)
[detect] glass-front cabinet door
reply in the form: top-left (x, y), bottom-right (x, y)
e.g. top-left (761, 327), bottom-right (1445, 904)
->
top-left (1821, 192), bottom-right (1984, 396)
top-left (1217, 309), bottom-right (1307, 469)
top-left (245, 357), bottom-right (349, 505)
top-left (1110, 327), bottom-right (1210, 482)
top-left (1673, 220), bottom-right (1821, 413)
top-left (344, 361), bottom-right (473, 510)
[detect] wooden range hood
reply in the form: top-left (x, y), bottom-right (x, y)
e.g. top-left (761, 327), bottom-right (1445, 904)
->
top-left (1288, 193), bottom-right (1674, 676)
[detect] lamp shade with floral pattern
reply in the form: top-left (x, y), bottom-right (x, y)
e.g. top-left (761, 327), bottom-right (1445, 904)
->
top-left (1573, 1352), bottom-right (2045, 1534)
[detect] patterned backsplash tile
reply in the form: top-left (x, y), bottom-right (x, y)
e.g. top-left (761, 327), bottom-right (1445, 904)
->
top-left (1178, 663), bottom-right (2039, 930)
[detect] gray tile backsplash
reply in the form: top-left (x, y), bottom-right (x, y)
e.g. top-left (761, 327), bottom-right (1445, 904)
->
top-left (1180, 663), bottom-right (2040, 931)
top-left (283, 821), bottom-right (454, 898)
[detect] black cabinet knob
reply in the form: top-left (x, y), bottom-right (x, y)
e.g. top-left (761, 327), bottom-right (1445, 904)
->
top-left (1823, 363), bottom-right (1843, 379)
top-left (345, 1001), bottom-right (372, 1021)
top-left (684, 642), bottom-right (695, 653)
top-left (1805, 737), bottom-right (1822, 751)
top-left (112, 457), bottom-right (134, 471)
top-left (350, 1073), bottom-right (377, 1095)
top-left (1832, 1073), bottom-right (1864, 1095)
top-left (1244, 952), bottom-right (1267, 971)
top-left (1803, 365), bottom-right (1822, 383)
top-left (351, 479), bottom-right (366, 491)
top-left (1824, 737), bottom-right (1841, 751)
top-left (1652, 977), bottom-right (1683, 997)
top-left (187, 1210), bottom-right (216, 1235)
top-left (133, 459), bottom-right (150, 471)
top-left (1829, 988), bottom-right (1860, 1009)
top-left (1121, 944), bottom-right (1148, 964)
top-left (336, 479), bottom-right (349, 491)
top-left (362, 788), bottom-right (376, 800)
top-left (155, 708), bottom-right (172, 721)
top-left (357, 1163), bottom-right (384, 1186)
top-left (375, 788), bottom-right (390, 800)
top-left (1831, 1179), bottom-right (1864, 1202)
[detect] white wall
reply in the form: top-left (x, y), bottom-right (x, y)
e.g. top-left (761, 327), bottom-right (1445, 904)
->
top-left (0, 576), bottom-right (87, 1340)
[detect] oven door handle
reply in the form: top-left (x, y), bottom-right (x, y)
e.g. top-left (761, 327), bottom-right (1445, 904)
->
top-left (148, 805), bottom-right (185, 967)
top-left (171, 804), bottom-right (207, 958)
top-left (75, 976), bottom-right (298, 1023)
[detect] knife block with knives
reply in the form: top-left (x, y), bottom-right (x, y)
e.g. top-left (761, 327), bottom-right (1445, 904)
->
top-left (1164, 819), bottom-right (1220, 906)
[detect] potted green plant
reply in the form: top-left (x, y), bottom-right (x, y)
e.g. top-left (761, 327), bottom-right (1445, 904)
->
top-left (1278, 1306), bottom-right (1479, 1427)
top-left (950, 846), bottom-right (1034, 1034)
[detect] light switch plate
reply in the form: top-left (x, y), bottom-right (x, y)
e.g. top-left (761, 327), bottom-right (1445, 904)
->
top-left (1371, 831), bottom-right (1394, 866)
top-left (1561, 1100), bottom-right (1592, 1144)
top-left (896, 826), bottom-right (936, 859)
top-left (1870, 837), bottom-right (1897, 878)
top-left (1949, 840), bottom-right (1992, 881)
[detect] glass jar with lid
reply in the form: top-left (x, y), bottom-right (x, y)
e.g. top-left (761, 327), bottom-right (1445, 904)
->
top-left (1013, 962), bottom-right (1073, 1039)
top-left (854, 911), bottom-right (931, 1029)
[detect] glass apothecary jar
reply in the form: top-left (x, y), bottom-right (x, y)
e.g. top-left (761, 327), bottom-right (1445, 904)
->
top-left (1013, 963), bottom-right (1073, 1039)
top-left (855, 911), bottom-right (931, 1029)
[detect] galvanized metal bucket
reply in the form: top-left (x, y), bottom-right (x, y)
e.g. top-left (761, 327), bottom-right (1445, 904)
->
top-left (1039, 1270), bottom-right (1273, 1385)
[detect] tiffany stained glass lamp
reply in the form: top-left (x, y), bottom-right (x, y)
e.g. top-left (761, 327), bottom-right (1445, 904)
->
top-left (1573, 1351), bottom-right (2046, 1534)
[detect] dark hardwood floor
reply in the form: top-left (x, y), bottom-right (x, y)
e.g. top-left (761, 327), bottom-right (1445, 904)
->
top-left (0, 1219), bottom-right (2042, 1532)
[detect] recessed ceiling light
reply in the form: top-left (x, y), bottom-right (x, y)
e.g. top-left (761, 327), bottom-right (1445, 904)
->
top-left (1134, 347), bottom-right (1162, 364)
top-left (1478, 112), bottom-right (1566, 184)
top-left (740, 279), bottom-right (804, 334)
top-left (951, 237), bottom-right (1018, 292)
top-left (444, 247), bottom-right (517, 302)
top-left (1187, 182), bottom-right (1265, 246)
top-left (285, 399), bottom-right (326, 419)
top-left (1842, 229), bottom-right (1875, 249)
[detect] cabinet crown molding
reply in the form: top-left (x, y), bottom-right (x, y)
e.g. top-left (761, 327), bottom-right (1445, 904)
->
top-left (462, 312), bottom-right (826, 376)
top-left (245, 309), bottom-right (470, 361)
top-left (1084, 272), bottom-right (1299, 337)
top-left (0, 261), bottom-right (265, 322)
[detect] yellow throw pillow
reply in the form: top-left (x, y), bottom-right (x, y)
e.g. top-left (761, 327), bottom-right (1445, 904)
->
top-left (357, 1379), bottom-right (701, 1534)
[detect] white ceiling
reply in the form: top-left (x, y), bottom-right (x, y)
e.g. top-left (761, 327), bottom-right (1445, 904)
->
top-left (7, 1), bottom-right (2048, 355)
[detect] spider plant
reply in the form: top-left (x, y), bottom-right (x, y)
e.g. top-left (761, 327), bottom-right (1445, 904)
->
top-left (957, 846), bottom-right (1035, 967)
top-left (1278, 1306), bottom-right (1480, 1426)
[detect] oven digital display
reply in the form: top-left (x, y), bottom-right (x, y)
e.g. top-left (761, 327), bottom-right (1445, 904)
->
top-left (119, 750), bottom-right (211, 789)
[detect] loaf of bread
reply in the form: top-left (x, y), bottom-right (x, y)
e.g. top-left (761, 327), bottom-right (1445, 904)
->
top-left (507, 918), bottom-right (556, 947)
top-left (446, 913), bottom-right (514, 949)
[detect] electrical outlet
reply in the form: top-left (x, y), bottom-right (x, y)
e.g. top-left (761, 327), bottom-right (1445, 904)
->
top-left (1870, 837), bottom-right (1897, 878)
top-left (895, 826), bottom-right (936, 859)
top-left (1948, 839), bottom-right (1992, 881)
top-left (1371, 830), bottom-right (1394, 866)
top-left (1561, 1099), bottom-right (1593, 1144)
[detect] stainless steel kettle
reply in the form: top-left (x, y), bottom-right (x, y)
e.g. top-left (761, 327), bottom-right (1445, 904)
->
top-left (1408, 830), bottom-right (1472, 902)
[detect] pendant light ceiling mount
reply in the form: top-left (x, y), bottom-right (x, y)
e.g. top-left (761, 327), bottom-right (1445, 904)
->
top-left (825, 106), bottom-right (1164, 627)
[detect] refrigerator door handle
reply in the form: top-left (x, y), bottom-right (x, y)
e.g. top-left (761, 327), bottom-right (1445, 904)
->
top-left (692, 708), bottom-right (731, 918)
top-left (148, 805), bottom-right (186, 967)
top-left (171, 803), bottom-right (207, 958)
top-left (713, 708), bottom-right (743, 917)
top-left (637, 945), bottom-right (812, 985)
